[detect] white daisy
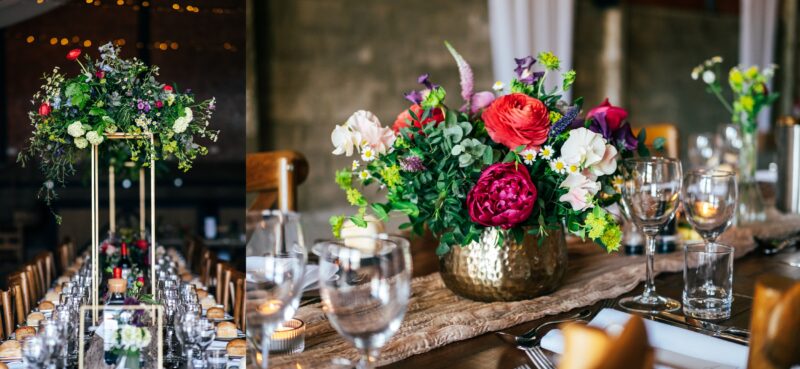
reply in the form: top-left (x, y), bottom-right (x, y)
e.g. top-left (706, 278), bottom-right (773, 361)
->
top-left (358, 170), bottom-right (371, 181)
top-left (351, 160), bottom-right (360, 171)
top-left (550, 158), bottom-right (567, 174)
top-left (611, 175), bottom-right (624, 192)
top-left (492, 81), bottom-right (505, 91)
top-left (361, 146), bottom-right (376, 162)
top-left (539, 145), bottom-right (554, 160)
top-left (567, 163), bottom-right (580, 174)
top-left (520, 149), bottom-right (537, 165)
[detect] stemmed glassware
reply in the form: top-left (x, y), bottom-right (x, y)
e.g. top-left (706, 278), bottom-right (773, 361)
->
top-left (313, 235), bottom-right (412, 369)
top-left (246, 210), bottom-right (307, 369)
top-left (22, 336), bottom-right (48, 369)
top-left (619, 157), bottom-right (683, 313)
top-left (682, 169), bottom-right (737, 244)
top-left (193, 318), bottom-right (217, 368)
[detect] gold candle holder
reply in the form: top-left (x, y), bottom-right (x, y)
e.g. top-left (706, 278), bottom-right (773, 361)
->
top-left (269, 318), bottom-right (305, 354)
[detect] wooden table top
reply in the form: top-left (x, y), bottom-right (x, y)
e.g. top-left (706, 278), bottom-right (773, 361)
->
top-left (381, 237), bottom-right (800, 369)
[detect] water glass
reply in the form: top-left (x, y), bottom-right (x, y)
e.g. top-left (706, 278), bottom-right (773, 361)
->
top-left (688, 132), bottom-right (719, 169)
top-left (683, 243), bottom-right (734, 320)
top-left (314, 235), bottom-right (412, 369)
top-left (206, 349), bottom-right (228, 369)
top-left (619, 157), bottom-right (683, 313)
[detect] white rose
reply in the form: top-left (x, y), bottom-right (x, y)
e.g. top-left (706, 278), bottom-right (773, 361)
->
top-left (331, 124), bottom-right (361, 156)
top-left (86, 131), bottom-right (104, 145)
top-left (702, 70), bottom-right (716, 84)
top-left (560, 127), bottom-right (606, 169)
top-left (589, 144), bottom-right (618, 177)
top-left (184, 107), bottom-right (193, 122)
top-left (173, 116), bottom-right (188, 133)
top-left (67, 121), bottom-right (85, 137)
top-left (559, 172), bottom-right (601, 211)
top-left (74, 137), bottom-right (88, 149)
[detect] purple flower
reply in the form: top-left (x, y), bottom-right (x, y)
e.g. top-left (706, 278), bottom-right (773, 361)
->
top-left (404, 74), bottom-right (440, 105)
top-left (399, 156), bottom-right (426, 172)
top-left (514, 56), bottom-right (544, 85)
top-left (137, 100), bottom-right (145, 110)
top-left (612, 123), bottom-right (639, 151)
top-left (417, 74), bottom-right (436, 90)
top-left (404, 90), bottom-right (424, 105)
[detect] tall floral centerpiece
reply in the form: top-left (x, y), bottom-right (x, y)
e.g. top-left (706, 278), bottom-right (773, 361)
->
top-left (329, 43), bottom-right (645, 301)
top-left (692, 58), bottom-right (778, 223)
top-left (18, 43), bottom-right (219, 222)
top-left (108, 324), bottom-right (152, 369)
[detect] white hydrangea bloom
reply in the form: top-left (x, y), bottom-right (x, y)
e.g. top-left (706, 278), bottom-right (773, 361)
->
top-left (173, 116), bottom-right (189, 133)
top-left (74, 137), bottom-right (88, 149)
top-left (67, 121), bottom-right (85, 137)
top-left (86, 131), bottom-right (104, 145)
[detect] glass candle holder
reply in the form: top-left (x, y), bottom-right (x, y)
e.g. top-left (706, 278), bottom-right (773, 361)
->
top-left (269, 318), bottom-right (305, 354)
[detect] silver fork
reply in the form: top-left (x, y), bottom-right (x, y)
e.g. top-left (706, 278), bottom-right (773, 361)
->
top-left (525, 346), bottom-right (556, 369)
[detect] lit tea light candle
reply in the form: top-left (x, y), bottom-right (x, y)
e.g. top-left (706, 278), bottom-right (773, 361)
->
top-left (694, 201), bottom-right (718, 218)
top-left (258, 299), bottom-right (283, 315)
top-left (270, 318), bottom-right (305, 354)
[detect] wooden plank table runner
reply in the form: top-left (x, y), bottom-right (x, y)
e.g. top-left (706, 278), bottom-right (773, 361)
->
top-left (269, 211), bottom-right (800, 369)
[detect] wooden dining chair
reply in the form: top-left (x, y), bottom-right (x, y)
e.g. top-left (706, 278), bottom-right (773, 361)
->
top-left (9, 272), bottom-right (31, 314)
top-left (9, 282), bottom-right (26, 326)
top-left (24, 265), bottom-right (42, 303)
top-left (198, 250), bottom-right (217, 288)
top-left (56, 243), bottom-right (71, 276)
top-left (42, 252), bottom-right (55, 288)
top-left (214, 261), bottom-right (227, 304)
top-left (33, 257), bottom-right (47, 296)
top-left (246, 150), bottom-right (309, 211)
top-left (218, 263), bottom-right (234, 312)
top-left (231, 271), bottom-right (245, 330)
top-left (633, 123), bottom-right (679, 158)
top-left (0, 289), bottom-right (13, 339)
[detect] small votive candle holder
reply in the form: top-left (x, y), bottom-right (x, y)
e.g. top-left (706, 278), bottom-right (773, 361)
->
top-left (269, 318), bottom-right (305, 354)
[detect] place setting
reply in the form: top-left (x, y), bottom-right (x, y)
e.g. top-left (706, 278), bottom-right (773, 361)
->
top-left (245, 40), bottom-right (800, 369)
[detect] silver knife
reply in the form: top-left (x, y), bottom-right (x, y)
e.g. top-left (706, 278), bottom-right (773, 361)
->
top-left (659, 311), bottom-right (750, 338)
top-left (645, 314), bottom-right (749, 345)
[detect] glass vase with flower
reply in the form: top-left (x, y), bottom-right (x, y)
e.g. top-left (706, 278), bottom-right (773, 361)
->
top-left (691, 57), bottom-right (779, 224)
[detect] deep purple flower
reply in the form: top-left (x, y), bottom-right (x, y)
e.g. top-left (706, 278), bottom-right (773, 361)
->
top-left (612, 123), bottom-right (639, 151)
top-left (514, 56), bottom-right (544, 85)
top-left (417, 74), bottom-right (436, 90)
top-left (404, 90), bottom-right (424, 105)
top-left (399, 156), bottom-right (426, 172)
top-left (404, 74), bottom-right (441, 105)
top-left (467, 162), bottom-right (537, 229)
top-left (580, 99), bottom-right (639, 151)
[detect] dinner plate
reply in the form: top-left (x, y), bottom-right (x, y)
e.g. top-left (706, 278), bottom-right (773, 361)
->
top-left (0, 356), bottom-right (22, 363)
top-left (214, 332), bottom-right (246, 342)
top-left (208, 315), bottom-right (234, 323)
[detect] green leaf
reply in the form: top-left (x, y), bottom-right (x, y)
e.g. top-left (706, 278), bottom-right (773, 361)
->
top-left (392, 201), bottom-right (420, 217)
top-left (349, 215), bottom-right (367, 228)
top-left (482, 146), bottom-right (493, 165)
top-left (89, 107), bottom-right (106, 116)
top-left (435, 243), bottom-right (451, 256)
top-left (653, 137), bottom-right (666, 151)
top-left (371, 203), bottom-right (389, 221)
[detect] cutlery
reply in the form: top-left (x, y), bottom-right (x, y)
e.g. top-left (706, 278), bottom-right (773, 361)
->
top-left (645, 313), bottom-right (748, 345)
top-left (496, 309), bottom-right (592, 348)
top-left (754, 233), bottom-right (800, 255)
top-left (525, 346), bottom-right (556, 369)
top-left (658, 311), bottom-right (750, 339)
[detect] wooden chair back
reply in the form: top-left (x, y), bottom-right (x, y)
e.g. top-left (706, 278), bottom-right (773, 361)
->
top-left (57, 243), bottom-right (71, 276)
top-left (9, 272), bottom-right (30, 314)
top-left (42, 252), bottom-right (55, 288)
top-left (633, 123), bottom-right (679, 158)
top-left (231, 271), bottom-right (245, 330)
top-left (246, 151), bottom-right (308, 211)
top-left (0, 289), bottom-right (12, 339)
top-left (218, 263), bottom-right (234, 313)
top-left (24, 265), bottom-right (41, 303)
top-left (199, 250), bottom-right (216, 287)
top-left (9, 282), bottom-right (26, 327)
top-left (748, 274), bottom-right (800, 369)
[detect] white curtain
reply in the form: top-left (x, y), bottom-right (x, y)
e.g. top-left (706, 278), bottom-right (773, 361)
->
top-left (739, 0), bottom-right (779, 131)
top-left (488, 0), bottom-right (575, 100)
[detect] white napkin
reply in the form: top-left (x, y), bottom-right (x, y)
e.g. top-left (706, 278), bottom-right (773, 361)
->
top-left (540, 308), bottom-right (748, 369)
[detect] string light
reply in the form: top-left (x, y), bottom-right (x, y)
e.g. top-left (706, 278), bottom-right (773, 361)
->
top-left (71, 36), bottom-right (80, 43)
top-left (26, 36), bottom-right (35, 43)
top-left (60, 38), bottom-right (68, 46)
top-left (83, 40), bottom-right (92, 47)
top-left (172, 3), bottom-right (180, 10)
top-left (142, 1), bottom-right (149, 7)
top-left (116, 0), bottom-right (123, 5)
top-left (36, 0), bottom-right (45, 3)
top-left (49, 37), bottom-right (57, 45)
top-left (170, 42), bottom-right (179, 50)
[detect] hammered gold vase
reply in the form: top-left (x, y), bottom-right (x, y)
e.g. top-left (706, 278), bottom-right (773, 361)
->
top-left (440, 227), bottom-right (568, 302)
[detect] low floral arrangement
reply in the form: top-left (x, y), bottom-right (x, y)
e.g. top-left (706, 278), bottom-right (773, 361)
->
top-left (18, 43), bottom-right (219, 220)
top-left (329, 42), bottom-right (647, 255)
top-left (109, 324), bottom-right (152, 356)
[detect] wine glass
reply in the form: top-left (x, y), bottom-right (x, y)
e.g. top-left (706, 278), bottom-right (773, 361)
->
top-left (176, 311), bottom-right (201, 365)
top-left (619, 157), bottom-right (683, 313)
top-left (194, 318), bottom-right (217, 367)
top-left (687, 132), bottom-right (719, 169)
top-left (682, 169), bottom-right (737, 244)
top-left (22, 336), bottom-right (48, 369)
top-left (313, 235), bottom-right (412, 369)
top-left (245, 210), bottom-right (307, 369)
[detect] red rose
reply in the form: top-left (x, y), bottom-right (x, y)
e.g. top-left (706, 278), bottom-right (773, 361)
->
top-left (392, 104), bottom-right (444, 134)
top-left (95, 71), bottom-right (105, 79)
top-left (135, 239), bottom-right (148, 250)
top-left (137, 276), bottom-right (145, 283)
top-left (586, 98), bottom-right (627, 132)
top-left (481, 93), bottom-right (550, 150)
top-left (155, 100), bottom-right (164, 109)
top-left (467, 162), bottom-right (537, 229)
top-left (163, 85), bottom-right (174, 92)
top-left (66, 48), bottom-right (81, 61)
top-left (38, 103), bottom-right (52, 116)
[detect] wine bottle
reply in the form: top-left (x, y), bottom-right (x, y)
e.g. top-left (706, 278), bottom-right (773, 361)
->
top-left (107, 268), bottom-right (127, 305)
top-left (118, 242), bottom-right (132, 281)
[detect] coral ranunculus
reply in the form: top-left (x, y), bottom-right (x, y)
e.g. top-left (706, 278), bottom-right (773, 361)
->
top-left (392, 104), bottom-right (444, 134)
top-left (481, 93), bottom-right (550, 150)
top-left (467, 162), bottom-right (537, 229)
top-left (66, 48), bottom-right (81, 61)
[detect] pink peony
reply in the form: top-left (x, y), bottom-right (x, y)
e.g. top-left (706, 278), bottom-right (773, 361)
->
top-left (467, 162), bottom-right (537, 229)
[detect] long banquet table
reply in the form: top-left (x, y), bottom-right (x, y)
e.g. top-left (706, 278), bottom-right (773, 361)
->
top-left (381, 234), bottom-right (798, 369)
